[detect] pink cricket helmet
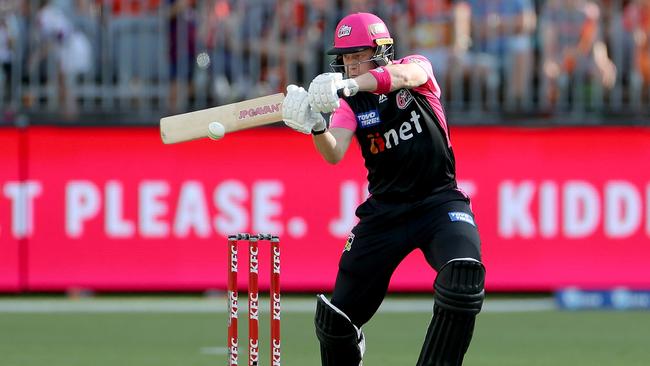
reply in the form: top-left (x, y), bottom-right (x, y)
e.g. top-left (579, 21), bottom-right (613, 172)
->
top-left (328, 12), bottom-right (394, 55)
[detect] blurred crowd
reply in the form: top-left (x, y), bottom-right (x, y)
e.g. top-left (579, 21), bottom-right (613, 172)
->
top-left (0, 0), bottom-right (649, 124)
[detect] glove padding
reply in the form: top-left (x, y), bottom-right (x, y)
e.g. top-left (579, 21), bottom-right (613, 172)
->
top-left (282, 85), bottom-right (326, 134)
top-left (308, 73), bottom-right (359, 113)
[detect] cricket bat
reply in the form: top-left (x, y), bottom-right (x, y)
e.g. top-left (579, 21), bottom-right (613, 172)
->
top-left (160, 93), bottom-right (285, 144)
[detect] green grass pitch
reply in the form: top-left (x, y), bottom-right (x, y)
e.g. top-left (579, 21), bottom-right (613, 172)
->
top-left (0, 296), bottom-right (648, 366)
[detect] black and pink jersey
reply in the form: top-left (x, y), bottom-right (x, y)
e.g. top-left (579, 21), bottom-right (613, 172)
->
top-left (330, 55), bottom-right (458, 202)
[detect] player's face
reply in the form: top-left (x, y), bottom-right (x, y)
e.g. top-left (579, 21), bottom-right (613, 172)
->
top-left (342, 48), bottom-right (376, 77)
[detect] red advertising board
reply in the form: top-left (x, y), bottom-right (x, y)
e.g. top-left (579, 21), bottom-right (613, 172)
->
top-left (0, 128), bottom-right (22, 291)
top-left (2, 125), bottom-right (649, 292)
top-left (455, 127), bottom-right (650, 291)
top-left (25, 127), bottom-right (368, 291)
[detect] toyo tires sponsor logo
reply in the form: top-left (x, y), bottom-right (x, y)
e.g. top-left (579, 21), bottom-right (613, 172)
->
top-left (238, 103), bottom-right (282, 120)
top-left (356, 109), bottom-right (381, 128)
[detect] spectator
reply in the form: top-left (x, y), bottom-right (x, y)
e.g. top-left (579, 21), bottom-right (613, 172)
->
top-left (540, 0), bottom-right (617, 109)
top-left (240, 0), bottom-right (330, 99)
top-left (30, 0), bottom-right (93, 119)
top-left (302, 0), bottom-right (341, 77)
top-left (623, 0), bottom-right (650, 93)
top-left (167, 0), bottom-right (198, 113)
top-left (100, 0), bottom-right (161, 16)
top-left (345, 0), bottom-right (379, 13)
top-left (230, 0), bottom-right (277, 99)
top-left (197, 0), bottom-right (244, 104)
top-left (465, 0), bottom-right (536, 111)
top-left (407, 0), bottom-right (471, 96)
top-left (268, 0), bottom-right (297, 90)
top-left (0, 7), bottom-right (20, 102)
top-left (274, 0), bottom-right (339, 88)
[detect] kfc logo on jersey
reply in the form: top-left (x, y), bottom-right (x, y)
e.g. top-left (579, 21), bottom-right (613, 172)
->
top-left (396, 89), bottom-right (413, 109)
top-left (338, 25), bottom-right (352, 38)
top-left (356, 110), bottom-right (382, 128)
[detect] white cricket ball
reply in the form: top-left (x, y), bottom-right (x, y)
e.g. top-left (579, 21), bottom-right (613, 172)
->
top-left (208, 122), bottom-right (226, 140)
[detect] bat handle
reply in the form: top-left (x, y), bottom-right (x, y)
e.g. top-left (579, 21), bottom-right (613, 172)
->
top-left (337, 88), bottom-right (351, 98)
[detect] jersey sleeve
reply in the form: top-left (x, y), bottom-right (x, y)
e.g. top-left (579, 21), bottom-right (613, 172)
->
top-left (398, 54), bottom-right (441, 99)
top-left (329, 98), bottom-right (357, 131)
top-left (398, 54), bottom-right (450, 146)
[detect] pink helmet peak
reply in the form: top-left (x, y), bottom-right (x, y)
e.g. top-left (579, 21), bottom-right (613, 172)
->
top-left (328, 12), bottom-right (393, 55)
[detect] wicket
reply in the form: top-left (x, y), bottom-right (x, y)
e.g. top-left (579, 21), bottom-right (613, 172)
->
top-left (227, 233), bottom-right (281, 366)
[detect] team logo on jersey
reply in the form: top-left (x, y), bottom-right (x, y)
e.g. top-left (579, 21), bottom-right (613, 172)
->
top-left (343, 233), bottom-right (355, 252)
top-left (356, 109), bottom-right (381, 128)
top-left (396, 89), bottom-right (413, 109)
top-left (378, 94), bottom-right (387, 103)
top-left (338, 25), bottom-right (352, 38)
top-left (448, 212), bottom-right (476, 227)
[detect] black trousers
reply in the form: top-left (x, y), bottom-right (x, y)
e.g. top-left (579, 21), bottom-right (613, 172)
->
top-left (330, 195), bottom-right (482, 327)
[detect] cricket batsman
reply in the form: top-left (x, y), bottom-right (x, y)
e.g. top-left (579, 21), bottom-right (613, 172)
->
top-left (281, 12), bottom-right (485, 366)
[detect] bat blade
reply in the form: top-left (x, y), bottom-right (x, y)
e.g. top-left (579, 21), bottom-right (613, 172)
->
top-left (160, 93), bottom-right (285, 144)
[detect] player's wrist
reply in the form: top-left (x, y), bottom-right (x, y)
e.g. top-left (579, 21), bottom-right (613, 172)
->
top-left (308, 110), bottom-right (327, 134)
top-left (368, 67), bottom-right (392, 94)
top-left (343, 78), bottom-right (360, 96)
top-left (311, 127), bottom-right (327, 135)
top-left (311, 118), bottom-right (327, 134)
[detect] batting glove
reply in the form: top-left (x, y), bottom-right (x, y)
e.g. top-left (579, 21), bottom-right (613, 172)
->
top-left (282, 85), bottom-right (326, 134)
top-left (308, 73), bottom-right (359, 113)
